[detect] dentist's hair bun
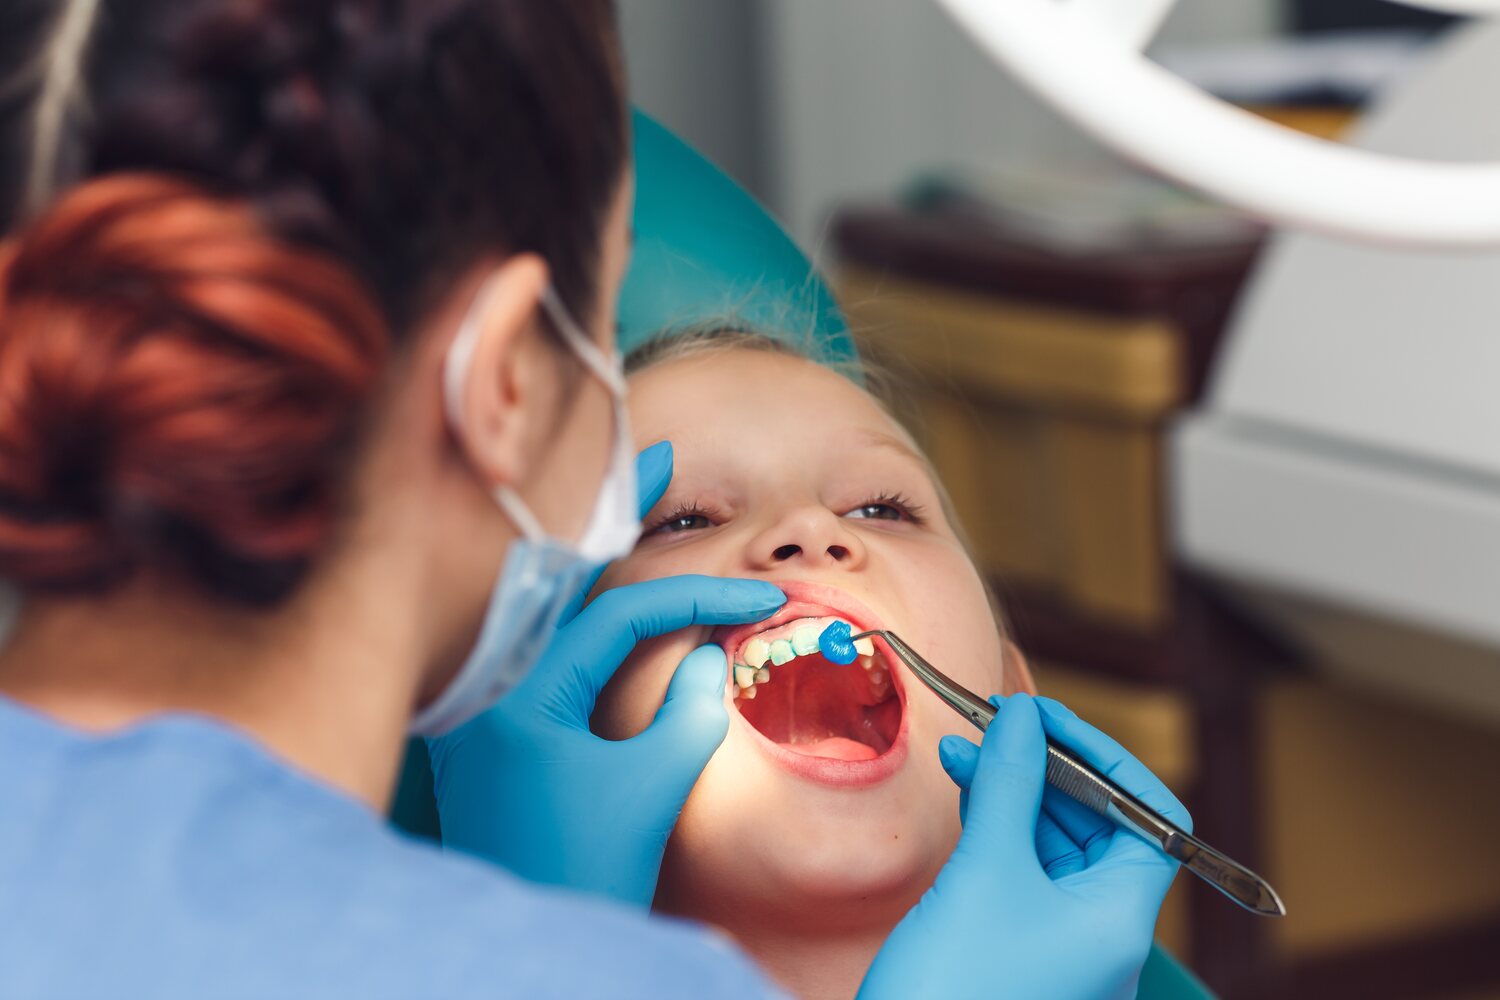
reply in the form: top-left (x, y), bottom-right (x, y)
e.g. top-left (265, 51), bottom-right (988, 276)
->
top-left (0, 174), bottom-right (387, 604)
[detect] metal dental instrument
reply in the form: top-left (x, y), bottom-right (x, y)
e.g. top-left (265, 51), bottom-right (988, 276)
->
top-left (848, 628), bottom-right (1286, 917)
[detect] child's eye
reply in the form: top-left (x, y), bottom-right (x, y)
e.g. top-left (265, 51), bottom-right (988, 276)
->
top-left (843, 493), bottom-right (925, 524)
top-left (658, 513), bottom-right (712, 533)
top-left (645, 503), bottom-right (720, 536)
top-left (845, 503), bottom-right (903, 521)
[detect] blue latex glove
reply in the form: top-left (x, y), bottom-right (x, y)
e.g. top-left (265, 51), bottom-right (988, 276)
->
top-left (426, 442), bottom-right (785, 908)
top-left (860, 694), bottom-right (1189, 1000)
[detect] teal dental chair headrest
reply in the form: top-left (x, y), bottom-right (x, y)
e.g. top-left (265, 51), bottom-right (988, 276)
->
top-left (618, 110), bottom-right (855, 366)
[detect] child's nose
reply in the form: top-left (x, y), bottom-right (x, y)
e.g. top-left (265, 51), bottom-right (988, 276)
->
top-left (747, 507), bottom-right (866, 571)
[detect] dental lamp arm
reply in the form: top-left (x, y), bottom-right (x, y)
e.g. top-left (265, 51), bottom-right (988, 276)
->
top-left (1062, 0), bottom-right (1175, 51)
top-left (932, 0), bottom-right (1500, 247)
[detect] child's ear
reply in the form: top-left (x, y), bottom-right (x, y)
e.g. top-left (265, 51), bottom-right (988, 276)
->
top-left (1001, 640), bottom-right (1037, 696)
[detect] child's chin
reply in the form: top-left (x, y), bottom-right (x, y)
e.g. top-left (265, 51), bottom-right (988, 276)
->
top-left (755, 825), bottom-right (942, 906)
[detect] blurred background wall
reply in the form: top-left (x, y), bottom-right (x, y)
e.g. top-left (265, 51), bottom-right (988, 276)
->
top-left (621, 0), bottom-right (1278, 247)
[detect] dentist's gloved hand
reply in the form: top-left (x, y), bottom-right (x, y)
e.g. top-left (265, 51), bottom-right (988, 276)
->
top-left (427, 442), bottom-right (785, 909)
top-left (861, 694), bottom-right (1188, 1000)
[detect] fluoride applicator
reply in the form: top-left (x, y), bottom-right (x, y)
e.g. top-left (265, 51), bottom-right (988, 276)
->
top-left (817, 621), bottom-right (1286, 917)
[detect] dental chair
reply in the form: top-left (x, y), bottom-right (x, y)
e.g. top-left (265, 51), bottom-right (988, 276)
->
top-left (392, 109), bottom-right (1208, 1000)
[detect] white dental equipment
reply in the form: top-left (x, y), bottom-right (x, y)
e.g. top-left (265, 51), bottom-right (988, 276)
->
top-left (931, 0), bottom-right (1500, 248)
top-left (1173, 21), bottom-right (1500, 727)
top-left (930, 1), bottom-right (1500, 724)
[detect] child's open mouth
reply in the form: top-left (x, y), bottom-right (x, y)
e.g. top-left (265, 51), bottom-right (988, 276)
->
top-left (730, 616), bottom-right (902, 761)
top-left (712, 583), bottom-right (909, 786)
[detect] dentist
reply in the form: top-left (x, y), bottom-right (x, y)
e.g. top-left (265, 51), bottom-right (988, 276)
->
top-left (0, 2), bottom-right (1187, 998)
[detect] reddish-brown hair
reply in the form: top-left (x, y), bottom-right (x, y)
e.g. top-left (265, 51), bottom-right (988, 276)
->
top-left (0, 0), bottom-right (628, 606)
top-left (0, 174), bottom-right (387, 604)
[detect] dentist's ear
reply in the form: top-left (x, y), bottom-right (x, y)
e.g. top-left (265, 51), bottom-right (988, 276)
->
top-left (448, 253), bottom-right (553, 491)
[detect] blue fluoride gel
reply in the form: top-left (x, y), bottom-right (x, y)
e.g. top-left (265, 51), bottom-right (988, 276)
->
top-left (817, 620), bottom-right (858, 665)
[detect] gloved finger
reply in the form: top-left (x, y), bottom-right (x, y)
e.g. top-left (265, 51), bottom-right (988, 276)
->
top-left (1037, 784), bottom-right (1117, 867)
top-left (938, 734), bottom-right (978, 824)
top-left (630, 643), bottom-right (732, 789)
top-left (536, 575), bottom-right (786, 715)
top-left (943, 736), bottom-right (1085, 874)
top-left (1035, 697), bottom-right (1190, 886)
top-left (1036, 809), bottom-right (1088, 879)
top-left (635, 440), bottom-right (674, 517)
top-left (1035, 697), bottom-right (1192, 833)
top-left (986, 694), bottom-right (1117, 863)
top-left (558, 562), bottom-right (607, 627)
top-left (938, 734), bottom-right (979, 788)
top-left (558, 442), bottom-right (678, 624)
top-left (950, 694), bottom-right (1049, 877)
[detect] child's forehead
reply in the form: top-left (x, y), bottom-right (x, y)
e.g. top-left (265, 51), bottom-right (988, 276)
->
top-left (629, 348), bottom-right (886, 429)
top-left (627, 349), bottom-right (929, 487)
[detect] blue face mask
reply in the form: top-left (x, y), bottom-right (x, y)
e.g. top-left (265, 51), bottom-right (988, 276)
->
top-left (409, 282), bottom-right (638, 737)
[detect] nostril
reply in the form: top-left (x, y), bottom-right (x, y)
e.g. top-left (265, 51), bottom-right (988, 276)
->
top-left (772, 544), bottom-right (801, 561)
top-left (827, 545), bottom-right (850, 561)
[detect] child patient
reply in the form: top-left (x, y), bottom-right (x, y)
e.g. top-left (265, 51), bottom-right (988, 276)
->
top-left (592, 330), bottom-right (1037, 1000)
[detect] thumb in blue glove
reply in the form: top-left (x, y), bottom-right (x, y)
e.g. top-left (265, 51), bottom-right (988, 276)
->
top-left (860, 694), bottom-right (1188, 1000)
top-left (426, 440), bottom-right (786, 908)
top-left (427, 576), bottom-right (782, 907)
top-left (553, 439), bottom-right (677, 625)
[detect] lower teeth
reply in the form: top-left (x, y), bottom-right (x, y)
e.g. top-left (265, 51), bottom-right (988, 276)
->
top-left (731, 655), bottom-right (891, 706)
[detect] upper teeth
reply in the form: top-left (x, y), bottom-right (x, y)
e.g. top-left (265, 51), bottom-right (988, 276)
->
top-left (731, 616), bottom-right (878, 699)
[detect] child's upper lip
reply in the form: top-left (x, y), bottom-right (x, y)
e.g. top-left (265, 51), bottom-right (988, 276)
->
top-left (710, 579), bottom-right (886, 662)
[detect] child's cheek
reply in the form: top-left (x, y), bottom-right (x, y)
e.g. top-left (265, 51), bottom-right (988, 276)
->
top-left (598, 543), bottom-right (707, 590)
top-left (914, 548), bottom-right (1007, 691)
top-left (593, 633), bottom-right (690, 739)
top-left (594, 554), bottom-right (654, 591)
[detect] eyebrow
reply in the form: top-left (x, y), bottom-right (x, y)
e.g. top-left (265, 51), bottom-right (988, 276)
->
top-left (853, 427), bottom-right (927, 466)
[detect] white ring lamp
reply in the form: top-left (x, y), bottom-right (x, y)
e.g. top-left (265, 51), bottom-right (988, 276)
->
top-left (932, 0), bottom-right (1500, 248)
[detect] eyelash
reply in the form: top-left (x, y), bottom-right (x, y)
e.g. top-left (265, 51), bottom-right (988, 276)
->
top-left (845, 492), bottom-right (926, 525)
top-left (645, 502), bottom-right (723, 536)
top-left (644, 492), bottom-right (926, 536)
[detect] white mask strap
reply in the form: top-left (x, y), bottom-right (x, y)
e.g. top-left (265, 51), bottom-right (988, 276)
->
top-left (443, 279), bottom-right (625, 429)
top-left (493, 485), bottom-right (547, 542)
top-left (442, 276), bottom-right (626, 547)
top-left (540, 287), bottom-right (627, 395)
top-left (441, 275), bottom-right (498, 431)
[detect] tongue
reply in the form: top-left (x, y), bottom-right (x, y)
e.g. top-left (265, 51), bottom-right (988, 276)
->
top-left (736, 654), bottom-right (900, 758)
top-left (789, 736), bottom-right (879, 761)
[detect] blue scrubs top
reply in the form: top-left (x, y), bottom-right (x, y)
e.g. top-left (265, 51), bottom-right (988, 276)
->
top-left (0, 695), bottom-right (780, 999)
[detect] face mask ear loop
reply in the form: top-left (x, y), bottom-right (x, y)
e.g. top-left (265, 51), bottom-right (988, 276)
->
top-left (493, 486), bottom-right (548, 542)
top-left (442, 275), bottom-right (501, 431)
top-left (540, 287), bottom-right (627, 395)
top-left (442, 274), bottom-right (552, 543)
